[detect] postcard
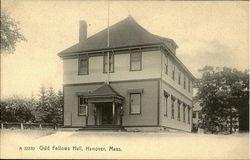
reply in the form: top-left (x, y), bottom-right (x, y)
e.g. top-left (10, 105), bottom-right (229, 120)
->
top-left (0, 0), bottom-right (249, 159)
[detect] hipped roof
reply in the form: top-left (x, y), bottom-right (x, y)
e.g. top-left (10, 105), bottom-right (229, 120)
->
top-left (84, 83), bottom-right (124, 99)
top-left (58, 16), bottom-right (195, 80)
top-left (58, 16), bottom-right (178, 56)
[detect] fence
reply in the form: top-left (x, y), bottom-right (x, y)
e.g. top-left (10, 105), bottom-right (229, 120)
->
top-left (0, 122), bottom-right (63, 130)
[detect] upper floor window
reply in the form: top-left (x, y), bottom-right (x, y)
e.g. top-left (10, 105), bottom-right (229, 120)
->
top-left (130, 51), bottom-right (142, 71)
top-left (172, 65), bottom-right (175, 80)
top-left (78, 97), bottom-right (87, 116)
top-left (164, 55), bottom-right (168, 75)
top-left (188, 79), bottom-right (191, 92)
top-left (130, 93), bottom-right (141, 114)
top-left (184, 76), bottom-right (186, 89)
top-left (78, 57), bottom-right (88, 75)
top-left (178, 71), bottom-right (181, 85)
top-left (104, 52), bottom-right (114, 73)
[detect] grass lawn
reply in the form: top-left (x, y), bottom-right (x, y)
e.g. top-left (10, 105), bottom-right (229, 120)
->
top-left (0, 129), bottom-right (249, 159)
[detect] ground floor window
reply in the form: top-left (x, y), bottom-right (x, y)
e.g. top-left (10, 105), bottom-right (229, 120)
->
top-left (183, 104), bottom-right (186, 122)
top-left (171, 96), bottom-right (175, 119)
top-left (192, 112), bottom-right (196, 118)
top-left (188, 106), bottom-right (190, 124)
top-left (177, 101), bottom-right (181, 121)
top-left (164, 91), bottom-right (169, 117)
top-left (78, 97), bottom-right (87, 116)
top-left (130, 93), bottom-right (141, 114)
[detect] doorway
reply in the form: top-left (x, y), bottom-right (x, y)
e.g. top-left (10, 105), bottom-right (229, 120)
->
top-left (101, 103), bottom-right (113, 125)
top-left (95, 102), bottom-right (113, 125)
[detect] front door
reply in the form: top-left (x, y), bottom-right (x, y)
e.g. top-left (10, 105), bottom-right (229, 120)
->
top-left (102, 104), bottom-right (113, 125)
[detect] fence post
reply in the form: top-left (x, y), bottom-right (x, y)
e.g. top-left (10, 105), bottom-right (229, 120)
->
top-left (39, 123), bottom-right (42, 129)
top-left (1, 123), bottom-right (3, 129)
top-left (20, 123), bottom-right (24, 130)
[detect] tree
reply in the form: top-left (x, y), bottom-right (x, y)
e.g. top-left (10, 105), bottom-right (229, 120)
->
top-left (0, 96), bottom-right (35, 123)
top-left (196, 66), bottom-right (249, 133)
top-left (1, 10), bottom-right (26, 54)
top-left (36, 86), bottom-right (63, 124)
top-left (0, 86), bottom-right (63, 124)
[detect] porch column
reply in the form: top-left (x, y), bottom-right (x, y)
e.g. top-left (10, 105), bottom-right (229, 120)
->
top-left (112, 102), bottom-right (115, 125)
top-left (86, 102), bottom-right (88, 126)
top-left (120, 106), bottom-right (123, 126)
top-left (94, 105), bottom-right (97, 125)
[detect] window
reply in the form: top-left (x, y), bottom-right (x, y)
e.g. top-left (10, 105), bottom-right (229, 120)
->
top-left (177, 101), bottom-right (181, 121)
top-left (192, 112), bottom-right (196, 118)
top-left (164, 55), bottom-right (168, 75)
top-left (183, 104), bottom-right (186, 122)
top-left (188, 106), bottom-right (190, 124)
top-left (78, 97), bottom-right (87, 116)
top-left (104, 52), bottom-right (114, 73)
top-left (198, 112), bottom-right (202, 119)
top-left (188, 79), bottom-right (191, 92)
top-left (164, 91), bottom-right (169, 117)
top-left (130, 51), bottom-right (142, 71)
top-left (130, 93), bottom-right (141, 114)
top-left (172, 65), bottom-right (175, 80)
top-left (78, 57), bottom-right (88, 75)
top-left (178, 71), bottom-right (181, 85)
top-left (184, 76), bottom-right (186, 89)
top-left (171, 97), bottom-right (175, 119)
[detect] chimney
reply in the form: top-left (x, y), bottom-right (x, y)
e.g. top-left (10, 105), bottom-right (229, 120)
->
top-left (79, 20), bottom-right (87, 43)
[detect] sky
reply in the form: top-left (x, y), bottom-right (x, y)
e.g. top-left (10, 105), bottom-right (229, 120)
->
top-left (1, 1), bottom-right (249, 98)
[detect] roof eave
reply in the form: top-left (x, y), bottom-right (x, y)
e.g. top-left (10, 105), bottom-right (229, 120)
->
top-left (58, 42), bottom-right (162, 58)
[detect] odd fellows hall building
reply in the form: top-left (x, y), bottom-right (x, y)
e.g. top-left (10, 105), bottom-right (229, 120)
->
top-left (58, 16), bottom-right (195, 132)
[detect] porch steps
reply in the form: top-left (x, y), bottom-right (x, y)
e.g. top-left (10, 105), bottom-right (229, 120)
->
top-left (78, 125), bottom-right (124, 131)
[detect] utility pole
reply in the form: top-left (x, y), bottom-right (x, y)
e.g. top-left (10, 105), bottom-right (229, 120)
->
top-left (106, 1), bottom-right (110, 84)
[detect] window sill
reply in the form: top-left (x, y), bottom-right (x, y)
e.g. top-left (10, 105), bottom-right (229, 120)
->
top-left (130, 69), bottom-right (142, 72)
top-left (78, 73), bottom-right (89, 76)
top-left (129, 113), bottom-right (141, 115)
top-left (103, 71), bottom-right (115, 74)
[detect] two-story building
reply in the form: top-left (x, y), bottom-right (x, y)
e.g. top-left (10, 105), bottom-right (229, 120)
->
top-left (58, 16), bottom-right (195, 132)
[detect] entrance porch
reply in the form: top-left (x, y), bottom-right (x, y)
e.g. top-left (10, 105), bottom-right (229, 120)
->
top-left (77, 83), bottom-right (124, 128)
top-left (94, 102), bottom-right (121, 126)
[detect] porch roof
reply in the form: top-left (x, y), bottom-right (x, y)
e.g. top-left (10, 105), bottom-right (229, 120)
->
top-left (77, 83), bottom-right (124, 103)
